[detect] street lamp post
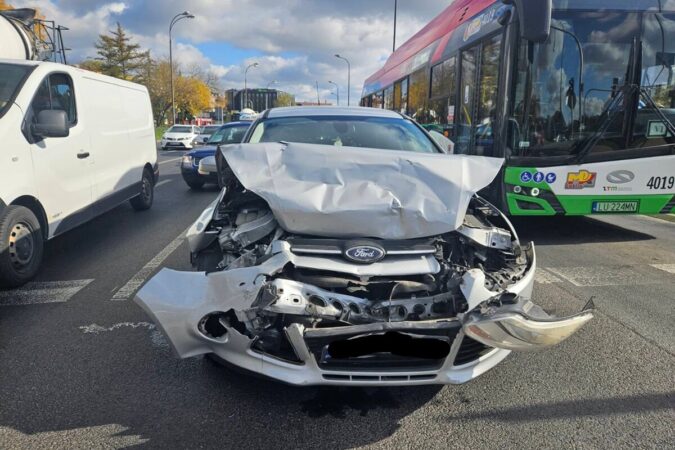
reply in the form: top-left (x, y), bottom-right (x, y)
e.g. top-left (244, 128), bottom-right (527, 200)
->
top-left (328, 81), bottom-right (339, 106)
top-left (393, 0), bottom-right (398, 52)
top-left (266, 80), bottom-right (277, 110)
top-left (334, 54), bottom-right (350, 106)
top-left (244, 62), bottom-right (259, 110)
top-left (169, 11), bottom-right (195, 125)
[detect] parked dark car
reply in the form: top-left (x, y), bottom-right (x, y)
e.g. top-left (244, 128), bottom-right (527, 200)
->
top-left (180, 122), bottom-right (250, 189)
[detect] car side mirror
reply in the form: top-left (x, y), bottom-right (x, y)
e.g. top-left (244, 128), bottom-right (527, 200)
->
top-left (429, 130), bottom-right (455, 154)
top-left (32, 110), bottom-right (69, 138)
top-left (502, 0), bottom-right (552, 43)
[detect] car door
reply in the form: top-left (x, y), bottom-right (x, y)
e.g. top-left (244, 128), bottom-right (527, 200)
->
top-left (26, 72), bottom-right (93, 237)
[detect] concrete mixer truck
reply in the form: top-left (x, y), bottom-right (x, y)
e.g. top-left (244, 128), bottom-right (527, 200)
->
top-left (0, 8), bottom-right (159, 288)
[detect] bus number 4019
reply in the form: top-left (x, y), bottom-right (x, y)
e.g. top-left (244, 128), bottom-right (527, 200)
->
top-left (646, 177), bottom-right (675, 190)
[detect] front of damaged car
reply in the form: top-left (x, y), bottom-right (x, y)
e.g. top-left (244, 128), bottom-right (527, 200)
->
top-left (135, 107), bottom-right (593, 386)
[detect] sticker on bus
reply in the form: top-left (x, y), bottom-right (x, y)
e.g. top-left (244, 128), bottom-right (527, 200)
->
top-left (592, 200), bottom-right (640, 214)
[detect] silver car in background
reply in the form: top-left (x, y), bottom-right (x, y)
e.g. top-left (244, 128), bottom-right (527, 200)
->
top-left (136, 107), bottom-right (593, 386)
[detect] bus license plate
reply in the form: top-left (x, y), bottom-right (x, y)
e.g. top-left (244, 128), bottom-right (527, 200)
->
top-left (592, 200), bottom-right (639, 213)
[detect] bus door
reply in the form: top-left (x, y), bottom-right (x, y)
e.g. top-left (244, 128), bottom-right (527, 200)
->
top-left (456, 35), bottom-right (502, 156)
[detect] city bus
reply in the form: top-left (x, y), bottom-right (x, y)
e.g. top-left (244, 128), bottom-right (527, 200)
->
top-left (361, 0), bottom-right (675, 216)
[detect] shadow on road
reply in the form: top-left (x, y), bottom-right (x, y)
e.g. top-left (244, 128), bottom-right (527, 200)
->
top-left (443, 391), bottom-right (674, 422)
top-left (511, 216), bottom-right (655, 245)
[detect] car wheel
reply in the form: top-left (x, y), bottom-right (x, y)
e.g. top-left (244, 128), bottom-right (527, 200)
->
top-left (0, 206), bottom-right (44, 288)
top-left (186, 180), bottom-right (205, 190)
top-left (130, 168), bottom-right (154, 211)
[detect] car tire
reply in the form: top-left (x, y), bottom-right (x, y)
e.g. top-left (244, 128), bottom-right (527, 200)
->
top-left (186, 180), bottom-right (205, 190)
top-left (130, 168), bottom-right (154, 211)
top-left (0, 206), bottom-right (44, 288)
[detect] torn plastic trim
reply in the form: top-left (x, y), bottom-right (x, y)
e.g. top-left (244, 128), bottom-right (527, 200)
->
top-left (186, 188), bottom-right (227, 254)
top-left (461, 242), bottom-right (536, 312)
top-left (463, 299), bottom-right (594, 351)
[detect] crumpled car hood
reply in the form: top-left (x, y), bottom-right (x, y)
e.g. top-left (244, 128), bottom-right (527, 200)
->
top-left (221, 142), bottom-right (503, 240)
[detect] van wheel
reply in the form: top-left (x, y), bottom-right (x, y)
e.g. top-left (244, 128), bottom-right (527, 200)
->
top-left (130, 169), bottom-right (154, 211)
top-left (0, 206), bottom-right (44, 288)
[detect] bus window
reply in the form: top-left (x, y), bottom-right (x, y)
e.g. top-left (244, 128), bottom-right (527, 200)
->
top-left (636, 13), bottom-right (675, 149)
top-left (408, 68), bottom-right (430, 122)
top-left (476, 35), bottom-right (501, 156)
top-left (457, 47), bottom-right (478, 155)
top-left (372, 91), bottom-right (384, 109)
top-left (429, 56), bottom-right (457, 136)
top-left (511, 11), bottom-right (645, 159)
top-left (384, 86), bottom-right (394, 110)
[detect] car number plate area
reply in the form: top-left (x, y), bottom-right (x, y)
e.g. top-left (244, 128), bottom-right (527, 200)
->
top-left (591, 200), bottom-right (639, 213)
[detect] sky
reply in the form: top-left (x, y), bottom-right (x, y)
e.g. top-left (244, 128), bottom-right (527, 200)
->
top-left (12, 0), bottom-right (453, 103)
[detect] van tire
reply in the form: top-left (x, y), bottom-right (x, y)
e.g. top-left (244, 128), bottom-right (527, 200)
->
top-left (0, 206), bottom-right (44, 288)
top-left (130, 169), bottom-right (154, 211)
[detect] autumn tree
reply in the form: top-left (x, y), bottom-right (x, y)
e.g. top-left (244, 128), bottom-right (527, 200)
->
top-left (94, 22), bottom-right (149, 81)
top-left (275, 92), bottom-right (295, 107)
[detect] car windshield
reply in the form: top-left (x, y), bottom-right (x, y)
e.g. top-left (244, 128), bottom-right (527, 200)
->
top-left (0, 63), bottom-right (32, 119)
top-left (168, 126), bottom-right (193, 133)
top-left (248, 115), bottom-right (439, 153)
top-left (208, 125), bottom-right (249, 144)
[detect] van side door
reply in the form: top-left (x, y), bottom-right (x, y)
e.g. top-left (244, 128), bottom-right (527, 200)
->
top-left (26, 72), bottom-right (93, 237)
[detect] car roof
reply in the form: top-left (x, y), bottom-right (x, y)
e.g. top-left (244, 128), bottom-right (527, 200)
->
top-left (266, 106), bottom-right (403, 119)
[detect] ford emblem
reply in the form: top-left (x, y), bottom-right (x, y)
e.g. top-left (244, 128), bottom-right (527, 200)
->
top-left (344, 244), bottom-right (386, 264)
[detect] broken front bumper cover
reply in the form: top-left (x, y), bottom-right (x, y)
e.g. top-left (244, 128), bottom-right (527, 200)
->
top-left (134, 243), bottom-right (593, 386)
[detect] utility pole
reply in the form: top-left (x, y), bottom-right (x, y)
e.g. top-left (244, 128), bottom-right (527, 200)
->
top-left (328, 81), bottom-right (339, 106)
top-left (393, 0), bottom-right (398, 52)
top-left (335, 54), bottom-right (351, 106)
top-left (316, 81), bottom-right (320, 104)
top-left (169, 11), bottom-right (195, 124)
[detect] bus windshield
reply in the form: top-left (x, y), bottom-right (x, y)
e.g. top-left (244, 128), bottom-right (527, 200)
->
top-left (0, 63), bottom-right (32, 119)
top-left (510, 11), bottom-right (675, 160)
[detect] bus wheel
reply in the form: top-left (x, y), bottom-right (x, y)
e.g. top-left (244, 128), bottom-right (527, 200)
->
top-left (0, 206), bottom-right (44, 288)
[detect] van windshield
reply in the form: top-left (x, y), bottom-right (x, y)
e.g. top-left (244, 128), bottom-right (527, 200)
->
top-left (0, 63), bottom-right (33, 119)
top-left (168, 126), bottom-right (193, 133)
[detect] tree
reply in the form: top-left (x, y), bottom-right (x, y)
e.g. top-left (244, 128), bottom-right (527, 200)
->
top-left (94, 22), bottom-right (150, 81)
top-left (275, 92), bottom-right (295, 107)
top-left (176, 76), bottom-right (212, 119)
top-left (77, 59), bottom-right (104, 73)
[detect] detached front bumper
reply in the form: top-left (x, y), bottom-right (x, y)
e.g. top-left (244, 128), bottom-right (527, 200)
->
top-left (135, 243), bottom-right (593, 386)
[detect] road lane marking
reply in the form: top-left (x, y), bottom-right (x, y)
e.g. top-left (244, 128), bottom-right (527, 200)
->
top-left (651, 264), bottom-right (675, 275)
top-left (111, 226), bottom-right (190, 301)
top-left (155, 179), bottom-right (171, 188)
top-left (0, 280), bottom-right (94, 306)
top-left (534, 268), bottom-right (563, 284)
top-left (158, 157), bottom-right (181, 165)
top-left (79, 322), bottom-right (169, 348)
top-left (546, 266), bottom-right (662, 287)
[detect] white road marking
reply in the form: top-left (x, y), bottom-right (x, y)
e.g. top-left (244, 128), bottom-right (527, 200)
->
top-left (155, 179), bottom-right (171, 188)
top-left (651, 264), bottom-right (675, 275)
top-left (158, 157), bottom-right (181, 165)
top-left (547, 266), bottom-right (662, 287)
top-left (111, 226), bottom-right (190, 301)
top-left (0, 280), bottom-right (94, 306)
top-left (79, 322), bottom-right (169, 348)
top-left (534, 268), bottom-right (563, 284)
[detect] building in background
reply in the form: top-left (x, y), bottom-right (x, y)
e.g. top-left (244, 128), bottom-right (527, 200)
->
top-left (223, 88), bottom-right (295, 112)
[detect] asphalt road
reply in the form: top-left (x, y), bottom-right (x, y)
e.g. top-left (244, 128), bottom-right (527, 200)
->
top-left (0, 151), bottom-right (673, 449)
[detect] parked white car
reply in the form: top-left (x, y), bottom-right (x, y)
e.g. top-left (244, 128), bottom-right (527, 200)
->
top-left (160, 125), bottom-right (199, 150)
top-left (0, 59), bottom-right (158, 287)
top-left (195, 125), bottom-right (222, 145)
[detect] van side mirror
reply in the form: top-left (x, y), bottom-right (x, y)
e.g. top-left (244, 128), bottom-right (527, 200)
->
top-left (32, 110), bottom-right (69, 138)
top-left (502, 0), bottom-right (552, 43)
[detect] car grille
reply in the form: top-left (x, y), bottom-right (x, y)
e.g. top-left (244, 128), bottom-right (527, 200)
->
top-left (453, 336), bottom-right (494, 366)
top-left (288, 238), bottom-right (436, 258)
top-left (192, 156), bottom-right (202, 167)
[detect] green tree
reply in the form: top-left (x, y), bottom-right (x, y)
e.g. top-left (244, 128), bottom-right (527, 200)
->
top-left (94, 22), bottom-right (150, 81)
top-left (275, 92), bottom-right (295, 107)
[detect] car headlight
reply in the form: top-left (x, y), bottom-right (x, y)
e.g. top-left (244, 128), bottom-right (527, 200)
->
top-left (182, 155), bottom-right (193, 164)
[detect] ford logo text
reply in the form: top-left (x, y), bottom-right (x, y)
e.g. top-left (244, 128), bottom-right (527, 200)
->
top-left (344, 245), bottom-right (386, 264)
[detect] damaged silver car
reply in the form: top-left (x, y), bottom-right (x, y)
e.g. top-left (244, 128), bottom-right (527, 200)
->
top-left (136, 107), bottom-right (593, 386)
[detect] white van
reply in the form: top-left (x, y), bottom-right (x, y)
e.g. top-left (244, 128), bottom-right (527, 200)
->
top-left (0, 59), bottom-right (158, 287)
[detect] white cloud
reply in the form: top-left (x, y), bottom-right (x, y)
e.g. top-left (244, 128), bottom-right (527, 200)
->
top-left (11, 0), bottom-right (453, 102)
